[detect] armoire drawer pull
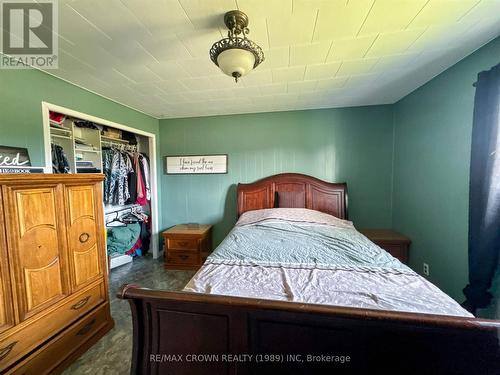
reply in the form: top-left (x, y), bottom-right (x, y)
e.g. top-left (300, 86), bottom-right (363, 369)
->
top-left (79, 232), bottom-right (90, 243)
top-left (179, 255), bottom-right (189, 260)
top-left (178, 241), bottom-right (189, 247)
top-left (71, 296), bottom-right (91, 310)
top-left (76, 319), bottom-right (96, 336)
top-left (0, 341), bottom-right (17, 360)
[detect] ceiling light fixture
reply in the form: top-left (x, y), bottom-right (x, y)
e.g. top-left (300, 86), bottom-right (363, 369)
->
top-left (210, 10), bottom-right (264, 83)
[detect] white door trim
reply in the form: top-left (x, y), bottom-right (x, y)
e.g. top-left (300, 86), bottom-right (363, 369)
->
top-left (41, 101), bottom-right (160, 259)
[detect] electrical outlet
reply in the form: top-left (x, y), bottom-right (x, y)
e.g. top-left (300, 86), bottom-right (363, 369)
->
top-left (423, 263), bottom-right (430, 276)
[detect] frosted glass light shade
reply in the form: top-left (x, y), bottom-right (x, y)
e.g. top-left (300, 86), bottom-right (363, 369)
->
top-left (217, 48), bottom-right (255, 79)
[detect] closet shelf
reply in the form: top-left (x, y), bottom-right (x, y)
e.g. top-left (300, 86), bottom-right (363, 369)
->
top-left (50, 125), bottom-right (71, 133)
top-left (101, 136), bottom-right (129, 144)
top-left (75, 148), bottom-right (101, 153)
top-left (51, 134), bottom-right (72, 140)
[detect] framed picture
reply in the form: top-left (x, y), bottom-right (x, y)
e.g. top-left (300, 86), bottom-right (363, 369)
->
top-left (165, 154), bottom-right (228, 175)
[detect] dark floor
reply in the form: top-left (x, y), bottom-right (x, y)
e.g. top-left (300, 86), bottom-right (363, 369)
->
top-left (63, 256), bottom-right (195, 374)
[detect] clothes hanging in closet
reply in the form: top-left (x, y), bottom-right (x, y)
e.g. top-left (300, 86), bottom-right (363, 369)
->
top-left (51, 144), bottom-right (70, 173)
top-left (139, 154), bottom-right (151, 201)
top-left (102, 148), bottom-right (133, 205)
top-left (102, 148), bottom-right (151, 206)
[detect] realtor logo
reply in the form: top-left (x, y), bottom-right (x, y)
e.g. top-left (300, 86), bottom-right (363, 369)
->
top-left (0, 0), bottom-right (58, 68)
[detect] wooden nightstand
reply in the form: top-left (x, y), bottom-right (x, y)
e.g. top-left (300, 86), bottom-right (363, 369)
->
top-left (162, 224), bottom-right (213, 270)
top-left (360, 229), bottom-right (411, 264)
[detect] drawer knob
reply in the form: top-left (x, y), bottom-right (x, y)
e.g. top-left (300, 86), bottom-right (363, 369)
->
top-left (76, 318), bottom-right (96, 336)
top-left (79, 232), bottom-right (90, 243)
top-left (0, 341), bottom-right (17, 361)
top-left (71, 295), bottom-right (90, 310)
top-left (178, 241), bottom-right (188, 247)
top-left (179, 255), bottom-right (189, 260)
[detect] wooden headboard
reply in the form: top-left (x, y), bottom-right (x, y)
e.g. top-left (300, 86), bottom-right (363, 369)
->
top-left (237, 173), bottom-right (348, 219)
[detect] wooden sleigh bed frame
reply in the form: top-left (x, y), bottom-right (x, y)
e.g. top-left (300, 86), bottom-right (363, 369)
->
top-left (118, 173), bottom-right (500, 375)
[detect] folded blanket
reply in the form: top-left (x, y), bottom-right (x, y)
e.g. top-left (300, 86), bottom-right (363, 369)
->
top-left (107, 223), bottom-right (141, 256)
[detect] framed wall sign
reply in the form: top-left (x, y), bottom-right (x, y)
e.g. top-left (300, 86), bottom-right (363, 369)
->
top-left (165, 154), bottom-right (228, 175)
top-left (0, 145), bottom-right (31, 167)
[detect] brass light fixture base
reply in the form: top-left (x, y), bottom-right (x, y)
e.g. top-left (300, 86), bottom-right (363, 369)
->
top-left (224, 10), bottom-right (249, 35)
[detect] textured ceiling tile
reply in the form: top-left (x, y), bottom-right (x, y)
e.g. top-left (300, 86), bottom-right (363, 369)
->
top-left (408, 0), bottom-right (482, 28)
top-left (313, 0), bottom-right (374, 41)
top-left (326, 35), bottom-right (377, 61)
top-left (147, 61), bottom-right (190, 81)
top-left (259, 83), bottom-right (288, 95)
top-left (230, 85), bottom-right (263, 97)
top-left (287, 80), bottom-right (319, 93)
top-left (209, 75), bottom-right (240, 89)
top-left (237, 0), bottom-right (293, 19)
top-left (178, 0), bottom-right (238, 29)
top-left (372, 52), bottom-right (421, 72)
top-left (240, 69), bottom-right (273, 87)
top-left (59, 39), bottom-right (120, 69)
top-left (128, 83), bottom-right (165, 96)
top-left (462, 0), bottom-right (500, 22)
top-left (122, 0), bottom-right (192, 35)
top-left (260, 47), bottom-right (289, 69)
top-left (305, 62), bottom-right (342, 80)
top-left (358, 0), bottom-right (428, 35)
top-left (59, 3), bottom-right (112, 45)
top-left (246, 17), bottom-right (270, 50)
top-left (155, 80), bottom-right (190, 93)
top-left (45, 0), bottom-right (500, 118)
top-left (406, 23), bottom-right (471, 52)
top-left (178, 29), bottom-right (225, 58)
top-left (106, 40), bottom-right (159, 65)
top-left (181, 77), bottom-right (215, 90)
top-left (365, 28), bottom-right (426, 58)
top-left (113, 65), bottom-right (163, 84)
top-left (92, 68), bottom-right (136, 86)
top-left (316, 77), bottom-right (349, 90)
top-left (139, 36), bottom-right (193, 62)
top-left (290, 42), bottom-right (331, 66)
top-left (336, 58), bottom-right (378, 77)
top-left (272, 66), bottom-right (306, 82)
top-left (180, 58), bottom-right (221, 77)
top-left (158, 92), bottom-right (190, 104)
top-left (267, 13), bottom-right (317, 47)
top-left (68, 0), bottom-right (151, 41)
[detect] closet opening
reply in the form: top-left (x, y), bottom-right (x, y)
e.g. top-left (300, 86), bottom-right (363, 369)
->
top-left (41, 102), bottom-right (160, 267)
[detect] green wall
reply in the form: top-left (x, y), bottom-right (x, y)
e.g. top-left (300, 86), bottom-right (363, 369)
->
top-left (392, 36), bottom-right (500, 308)
top-left (0, 69), bottom-right (159, 167)
top-left (0, 67), bottom-right (162, 228)
top-left (159, 106), bottom-right (395, 245)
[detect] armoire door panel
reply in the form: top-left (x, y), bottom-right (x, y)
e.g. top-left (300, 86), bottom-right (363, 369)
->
top-left (3, 186), bottom-right (70, 321)
top-left (65, 185), bottom-right (102, 290)
top-left (0, 196), bottom-right (15, 334)
top-left (24, 257), bottom-right (64, 311)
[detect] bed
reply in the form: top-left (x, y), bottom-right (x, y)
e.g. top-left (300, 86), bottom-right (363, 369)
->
top-left (119, 173), bottom-right (500, 375)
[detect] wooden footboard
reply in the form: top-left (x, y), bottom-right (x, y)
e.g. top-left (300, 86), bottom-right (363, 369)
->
top-left (118, 285), bottom-right (500, 375)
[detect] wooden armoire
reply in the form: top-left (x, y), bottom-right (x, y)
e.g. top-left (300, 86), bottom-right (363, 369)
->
top-left (0, 174), bottom-right (113, 374)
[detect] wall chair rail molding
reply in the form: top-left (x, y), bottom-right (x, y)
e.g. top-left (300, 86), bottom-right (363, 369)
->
top-left (165, 154), bottom-right (228, 175)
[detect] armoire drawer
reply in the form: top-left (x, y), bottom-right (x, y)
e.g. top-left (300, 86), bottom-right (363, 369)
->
top-left (0, 280), bottom-right (105, 370)
top-left (6, 303), bottom-right (111, 375)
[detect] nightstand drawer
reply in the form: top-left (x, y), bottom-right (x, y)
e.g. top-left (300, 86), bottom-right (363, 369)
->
top-left (379, 244), bottom-right (408, 264)
top-left (167, 238), bottom-right (198, 250)
top-left (167, 250), bottom-right (199, 265)
top-left (359, 229), bottom-right (411, 265)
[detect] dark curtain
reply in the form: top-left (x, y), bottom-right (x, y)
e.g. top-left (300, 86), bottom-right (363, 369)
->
top-left (463, 63), bottom-right (500, 311)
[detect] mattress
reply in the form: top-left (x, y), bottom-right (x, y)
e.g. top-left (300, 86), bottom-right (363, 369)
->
top-left (184, 208), bottom-right (472, 318)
